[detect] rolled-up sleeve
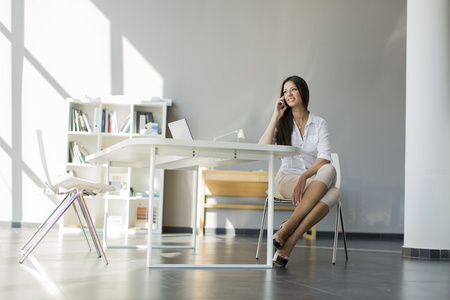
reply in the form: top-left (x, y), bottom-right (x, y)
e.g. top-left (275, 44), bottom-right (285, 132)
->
top-left (317, 119), bottom-right (332, 162)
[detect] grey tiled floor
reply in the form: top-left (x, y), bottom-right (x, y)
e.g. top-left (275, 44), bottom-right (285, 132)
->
top-left (2, 228), bottom-right (450, 299)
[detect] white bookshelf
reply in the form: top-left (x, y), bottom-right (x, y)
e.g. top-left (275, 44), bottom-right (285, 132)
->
top-left (65, 96), bottom-right (169, 234)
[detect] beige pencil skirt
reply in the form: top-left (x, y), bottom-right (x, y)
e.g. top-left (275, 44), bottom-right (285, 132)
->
top-left (277, 164), bottom-right (340, 208)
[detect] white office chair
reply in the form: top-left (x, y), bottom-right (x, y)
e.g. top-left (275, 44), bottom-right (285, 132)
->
top-left (19, 130), bottom-right (115, 265)
top-left (256, 153), bottom-right (348, 264)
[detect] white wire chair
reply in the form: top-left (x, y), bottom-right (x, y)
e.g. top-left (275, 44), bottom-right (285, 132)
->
top-left (256, 153), bottom-right (348, 264)
top-left (20, 130), bottom-right (115, 265)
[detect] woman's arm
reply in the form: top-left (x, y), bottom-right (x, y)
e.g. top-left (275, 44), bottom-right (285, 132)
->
top-left (259, 96), bottom-right (287, 144)
top-left (292, 119), bottom-right (332, 204)
top-left (300, 158), bottom-right (330, 180)
top-left (292, 158), bottom-right (330, 205)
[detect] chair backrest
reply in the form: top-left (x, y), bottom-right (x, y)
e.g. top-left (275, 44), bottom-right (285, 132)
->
top-left (273, 152), bottom-right (342, 199)
top-left (36, 130), bottom-right (54, 189)
top-left (331, 153), bottom-right (341, 189)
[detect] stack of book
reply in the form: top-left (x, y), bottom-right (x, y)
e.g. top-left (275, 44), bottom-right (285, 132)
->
top-left (68, 141), bottom-right (90, 164)
top-left (101, 108), bottom-right (119, 133)
top-left (135, 202), bottom-right (149, 229)
top-left (136, 111), bottom-right (154, 134)
top-left (69, 108), bottom-right (91, 132)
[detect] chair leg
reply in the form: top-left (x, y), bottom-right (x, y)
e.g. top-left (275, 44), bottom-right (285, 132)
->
top-left (339, 204), bottom-right (348, 261)
top-left (21, 194), bottom-right (70, 250)
top-left (72, 201), bottom-right (92, 252)
top-left (76, 195), bottom-right (101, 258)
top-left (256, 197), bottom-right (268, 260)
top-left (77, 194), bottom-right (108, 265)
top-left (332, 201), bottom-right (349, 264)
top-left (20, 193), bottom-right (78, 264)
top-left (332, 201), bottom-right (341, 264)
top-left (22, 193), bottom-right (92, 252)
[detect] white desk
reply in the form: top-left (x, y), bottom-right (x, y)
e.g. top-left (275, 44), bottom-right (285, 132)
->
top-left (86, 138), bottom-right (301, 269)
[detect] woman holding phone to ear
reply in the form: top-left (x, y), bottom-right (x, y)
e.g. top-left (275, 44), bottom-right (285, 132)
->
top-left (259, 75), bottom-right (340, 267)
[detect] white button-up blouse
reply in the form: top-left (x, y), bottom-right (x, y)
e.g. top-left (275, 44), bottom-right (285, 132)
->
top-left (276, 113), bottom-right (332, 176)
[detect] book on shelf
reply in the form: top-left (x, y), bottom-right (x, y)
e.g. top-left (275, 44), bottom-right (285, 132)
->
top-left (101, 109), bottom-right (106, 133)
top-left (82, 112), bottom-right (91, 133)
top-left (120, 115), bottom-right (131, 133)
top-left (70, 107), bottom-right (92, 132)
top-left (79, 110), bottom-right (87, 132)
top-left (136, 202), bottom-right (149, 229)
top-left (101, 109), bottom-right (120, 133)
top-left (107, 110), bottom-right (111, 133)
top-left (68, 141), bottom-right (90, 164)
top-left (135, 111), bottom-right (154, 134)
top-left (78, 144), bottom-right (90, 158)
top-left (93, 108), bottom-right (99, 133)
top-left (111, 111), bottom-right (118, 133)
top-left (72, 109), bottom-right (79, 131)
top-left (109, 172), bottom-right (127, 196)
top-left (69, 108), bottom-right (73, 131)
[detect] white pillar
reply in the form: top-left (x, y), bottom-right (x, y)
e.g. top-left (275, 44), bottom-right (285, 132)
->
top-left (404, 0), bottom-right (450, 259)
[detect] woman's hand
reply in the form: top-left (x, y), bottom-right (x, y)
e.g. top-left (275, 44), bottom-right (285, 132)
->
top-left (258, 96), bottom-right (288, 144)
top-left (292, 175), bottom-right (306, 205)
top-left (274, 96), bottom-right (288, 119)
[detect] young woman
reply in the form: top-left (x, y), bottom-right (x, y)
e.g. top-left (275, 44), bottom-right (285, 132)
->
top-left (259, 75), bottom-right (340, 266)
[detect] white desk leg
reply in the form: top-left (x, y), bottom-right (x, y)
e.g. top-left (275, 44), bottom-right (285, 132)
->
top-left (192, 167), bottom-right (198, 248)
top-left (103, 160), bottom-right (110, 248)
top-left (266, 154), bottom-right (274, 267)
top-left (147, 145), bottom-right (156, 268)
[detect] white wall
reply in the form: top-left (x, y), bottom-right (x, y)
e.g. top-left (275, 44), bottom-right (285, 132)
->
top-left (1, 0), bottom-right (406, 234)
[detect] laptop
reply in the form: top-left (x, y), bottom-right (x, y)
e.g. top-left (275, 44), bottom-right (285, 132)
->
top-left (168, 119), bottom-right (194, 140)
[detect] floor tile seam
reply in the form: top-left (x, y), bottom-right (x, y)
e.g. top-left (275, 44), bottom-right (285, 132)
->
top-left (282, 279), bottom-right (354, 299)
top-left (277, 273), bottom-right (395, 285)
top-left (141, 273), bottom-right (212, 297)
top-left (154, 275), bottom-right (245, 300)
top-left (159, 272), bottom-right (287, 290)
top-left (347, 274), bottom-right (409, 284)
top-left (295, 245), bottom-right (402, 254)
top-left (159, 272), bottom-right (217, 294)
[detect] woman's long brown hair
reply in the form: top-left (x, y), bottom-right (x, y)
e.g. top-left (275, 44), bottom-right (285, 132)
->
top-left (275, 76), bottom-right (310, 145)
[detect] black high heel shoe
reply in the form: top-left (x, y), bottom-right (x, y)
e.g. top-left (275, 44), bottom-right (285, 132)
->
top-left (273, 251), bottom-right (289, 267)
top-left (272, 221), bottom-right (287, 249)
top-left (272, 233), bottom-right (285, 249)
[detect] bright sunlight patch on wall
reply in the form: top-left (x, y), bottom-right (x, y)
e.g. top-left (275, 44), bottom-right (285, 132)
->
top-left (122, 36), bottom-right (163, 98)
